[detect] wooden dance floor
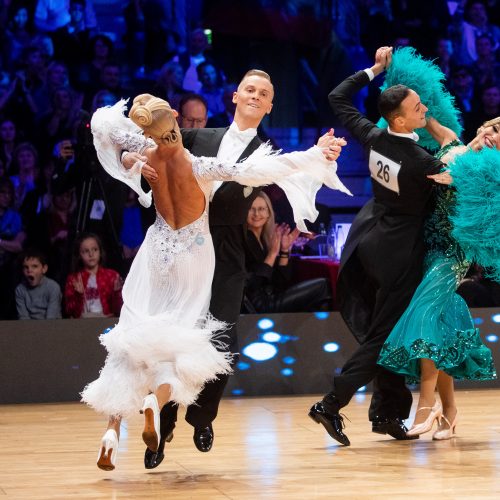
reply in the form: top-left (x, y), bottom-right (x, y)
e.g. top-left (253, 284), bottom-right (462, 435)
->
top-left (1, 390), bottom-right (500, 499)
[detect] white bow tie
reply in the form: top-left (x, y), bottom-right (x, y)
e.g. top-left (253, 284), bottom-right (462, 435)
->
top-left (227, 126), bottom-right (256, 142)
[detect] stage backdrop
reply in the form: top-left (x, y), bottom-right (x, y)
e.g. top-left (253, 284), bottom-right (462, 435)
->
top-left (1, 309), bottom-right (499, 405)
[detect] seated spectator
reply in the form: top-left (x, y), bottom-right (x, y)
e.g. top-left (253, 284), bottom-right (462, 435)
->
top-left (9, 142), bottom-right (39, 210)
top-left (37, 86), bottom-right (83, 156)
top-left (197, 61), bottom-right (225, 117)
top-left (174, 28), bottom-right (212, 92)
top-left (449, 0), bottom-right (500, 66)
top-left (243, 192), bottom-right (331, 313)
top-left (0, 118), bottom-right (19, 174)
top-left (35, 0), bottom-right (97, 33)
top-left (154, 61), bottom-right (189, 111)
top-left (15, 249), bottom-right (62, 319)
top-left (90, 62), bottom-right (130, 104)
top-left (1, 47), bottom-right (45, 136)
top-left (450, 65), bottom-right (477, 114)
top-left (78, 34), bottom-right (114, 90)
top-left (64, 232), bottom-right (123, 318)
top-left (177, 93), bottom-right (208, 129)
top-left (434, 37), bottom-right (458, 82)
top-left (51, 0), bottom-right (93, 70)
top-left (470, 33), bottom-right (500, 87)
top-left (33, 61), bottom-right (72, 119)
top-left (3, 4), bottom-right (35, 72)
top-left (0, 177), bottom-right (27, 319)
top-left (463, 83), bottom-right (500, 142)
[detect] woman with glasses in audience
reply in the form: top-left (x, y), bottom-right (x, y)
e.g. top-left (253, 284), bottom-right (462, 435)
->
top-left (243, 191), bottom-right (331, 313)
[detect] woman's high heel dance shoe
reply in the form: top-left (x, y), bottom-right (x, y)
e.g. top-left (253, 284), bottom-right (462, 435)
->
top-left (140, 393), bottom-right (161, 452)
top-left (432, 411), bottom-right (458, 440)
top-left (97, 429), bottom-right (119, 471)
top-left (406, 401), bottom-right (443, 437)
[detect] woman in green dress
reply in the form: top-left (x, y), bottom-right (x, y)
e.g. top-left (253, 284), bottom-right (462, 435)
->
top-left (377, 115), bottom-right (499, 440)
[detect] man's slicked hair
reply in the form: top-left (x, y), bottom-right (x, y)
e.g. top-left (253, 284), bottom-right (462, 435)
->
top-left (241, 69), bottom-right (272, 83)
top-left (377, 84), bottom-right (411, 123)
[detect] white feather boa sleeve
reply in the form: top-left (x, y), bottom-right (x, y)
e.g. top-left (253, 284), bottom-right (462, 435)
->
top-left (91, 99), bottom-right (154, 207)
top-left (192, 142), bottom-right (352, 233)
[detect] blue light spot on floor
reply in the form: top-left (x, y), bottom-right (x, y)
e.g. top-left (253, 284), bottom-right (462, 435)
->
top-left (242, 342), bottom-right (278, 361)
top-left (262, 332), bottom-right (282, 343)
top-left (323, 342), bottom-right (340, 352)
top-left (314, 312), bottom-right (330, 320)
top-left (257, 318), bottom-right (274, 330)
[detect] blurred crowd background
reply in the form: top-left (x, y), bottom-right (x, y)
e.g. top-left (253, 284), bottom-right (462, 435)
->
top-left (0, 0), bottom-right (499, 320)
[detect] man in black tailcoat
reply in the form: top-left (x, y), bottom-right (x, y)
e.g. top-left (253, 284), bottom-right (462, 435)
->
top-left (123, 70), bottom-right (342, 466)
top-left (309, 47), bottom-right (444, 446)
top-left (123, 69), bottom-right (272, 467)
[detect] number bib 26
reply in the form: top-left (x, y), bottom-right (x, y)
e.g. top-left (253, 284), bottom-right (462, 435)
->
top-left (369, 149), bottom-right (401, 194)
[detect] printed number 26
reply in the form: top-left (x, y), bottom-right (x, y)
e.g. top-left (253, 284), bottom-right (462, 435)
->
top-left (377, 161), bottom-right (390, 183)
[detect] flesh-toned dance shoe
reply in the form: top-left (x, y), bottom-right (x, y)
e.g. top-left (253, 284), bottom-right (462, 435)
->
top-left (97, 429), bottom-right (119, 471)
top-left (432, 411), bottom-right (458, 440)
top-left (406, 401), bottom-right (443, 437)
top-left (371, 417), bottom-right (419, 440)
top-left (194, 425), bottom-right (214, 452)
top-left (140, 393), bottom-right (161, 452)
top-left (309, 394), bottom-right (350, 446)
top-left (144, 429), bottom-right (174, 469)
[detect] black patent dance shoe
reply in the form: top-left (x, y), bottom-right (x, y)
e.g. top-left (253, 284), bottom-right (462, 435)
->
top-left (309, 401), bottom-right (351, 446)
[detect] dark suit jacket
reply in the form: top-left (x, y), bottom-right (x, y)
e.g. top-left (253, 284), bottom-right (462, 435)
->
top-left (329, 70), bottom-right (443, 343)
top-left (181, 127), bottom-right (263, 351)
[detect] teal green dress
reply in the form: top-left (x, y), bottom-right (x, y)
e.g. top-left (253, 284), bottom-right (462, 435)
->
top-left (377, 141), bottom-right (497, 384)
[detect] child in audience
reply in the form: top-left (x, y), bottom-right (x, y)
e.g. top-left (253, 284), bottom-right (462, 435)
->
top-left (64, 232), bottom-right (123, 318)
top-left (15, 249), bottom-right (62, 319)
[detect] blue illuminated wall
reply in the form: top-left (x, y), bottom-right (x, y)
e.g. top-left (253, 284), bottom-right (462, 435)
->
top-left (1, 308), bottom-right (499, 404)
top-left (224, 308), bottom-right (500, 397)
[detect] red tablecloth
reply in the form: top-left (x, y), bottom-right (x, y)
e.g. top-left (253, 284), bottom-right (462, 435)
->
top-left (291, 257), bottom-right (340, 310)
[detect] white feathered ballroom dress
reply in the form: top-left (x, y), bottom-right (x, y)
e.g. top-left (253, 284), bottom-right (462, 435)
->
top-left (81, 101), bottom-right (351, 418)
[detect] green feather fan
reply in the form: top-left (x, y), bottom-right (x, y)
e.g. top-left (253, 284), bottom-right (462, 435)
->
top-left (376, 47), bottom-right (463, 151)
top-left (449, 147), bottom-right (500, 282)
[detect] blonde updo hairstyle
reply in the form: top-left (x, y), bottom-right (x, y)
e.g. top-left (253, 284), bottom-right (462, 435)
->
top-left (129, 93), bottom-right (180, 146)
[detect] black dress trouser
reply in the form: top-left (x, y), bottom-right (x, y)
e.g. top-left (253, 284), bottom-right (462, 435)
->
top-left (333, 229), bottom-right (422, 420)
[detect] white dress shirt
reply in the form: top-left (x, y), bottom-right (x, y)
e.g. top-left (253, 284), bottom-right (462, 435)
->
top-left (210, 122), bottom-right (257, 199)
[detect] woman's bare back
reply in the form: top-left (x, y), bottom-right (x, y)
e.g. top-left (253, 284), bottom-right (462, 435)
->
top-left (145, 146), bottom-right (206, 230)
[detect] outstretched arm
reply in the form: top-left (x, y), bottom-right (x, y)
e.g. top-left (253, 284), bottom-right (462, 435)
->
top-left (191, 143), bottom-right (351, 232)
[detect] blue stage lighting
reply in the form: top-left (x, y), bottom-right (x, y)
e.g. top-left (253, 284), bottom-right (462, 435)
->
top-left (242, 342), bottom-right (278, 361)
top-left (282, 356), bottom-right (296, 365)
top-left (486, 334), bottom-right (498, 343)
top-left (262, 332), bottom-right (282, 343)
top-left (257, 318), bottom-right (274, 330)
top-left (281, 368), bottom-right (293, 376)
top-left (357, 386), bottom-right (366, 392)
top-left (232, 389), bottom-right (245, 396)
top-left (474, 317), bottom-right (484, 325)
top-left (237, 361), bottom-right (251, 371)
top-left (492, 314), bottom-right (500, 324)
top-left (323, 342), bottom-right (340, 352)
top-left (314, 312), bottom-right (330, 320)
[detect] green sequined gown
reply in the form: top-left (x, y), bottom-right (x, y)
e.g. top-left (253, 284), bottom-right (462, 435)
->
top-left (377, 141), bottom-right (496, 383)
